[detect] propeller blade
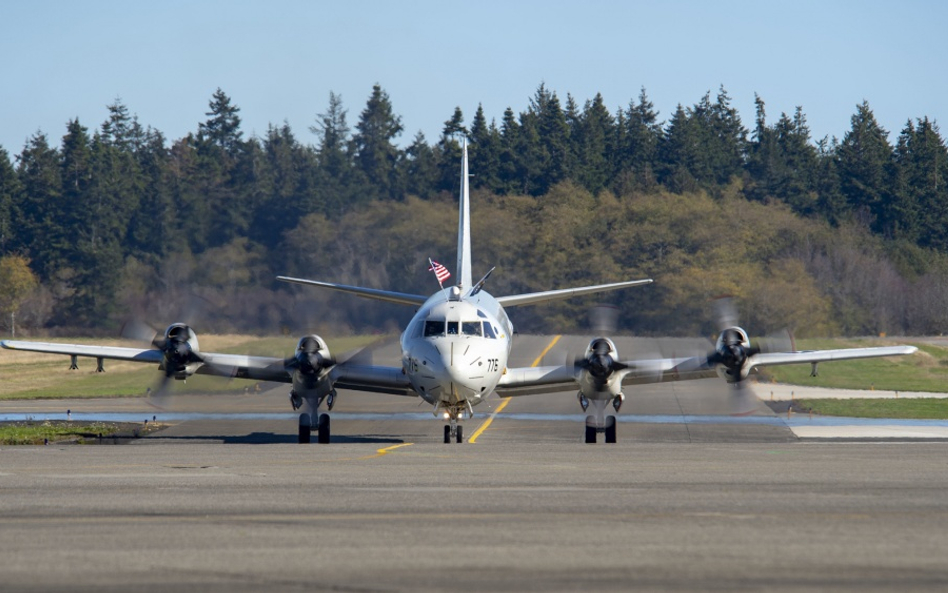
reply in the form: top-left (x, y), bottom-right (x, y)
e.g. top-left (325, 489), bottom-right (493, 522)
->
top-left (121, 319), bottom-right (163, 348)
top-left (712, 296), bottom-right (739, 332)
top-left (728, 380), bottom-right (760, 416)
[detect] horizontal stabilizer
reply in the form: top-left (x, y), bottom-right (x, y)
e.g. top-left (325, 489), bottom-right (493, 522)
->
top-left (277, 276), bottom-right (428, 306)
top-left (496, 278), bottom-right (653, 307)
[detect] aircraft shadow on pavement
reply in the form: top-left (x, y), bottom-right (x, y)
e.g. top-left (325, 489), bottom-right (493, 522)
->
top-left (143, 432), bottom-right (407, 445)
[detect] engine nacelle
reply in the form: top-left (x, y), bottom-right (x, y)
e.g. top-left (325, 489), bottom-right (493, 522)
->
top-left (289, 334), bottom-right (335, 405)
top-left (160, 323), bottom-right (201, 379)
top-left (576, 337), bottom-right (625, 396)
top-left (712, 326), bottom-right (753, 383)
top-left (293, 335), bottom-right (332, 375)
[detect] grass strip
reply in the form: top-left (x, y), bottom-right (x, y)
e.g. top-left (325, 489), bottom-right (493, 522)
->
top-left (0, 421), bottom-right (155, 445)
top-left (794, 398), bottom-right (948, 420)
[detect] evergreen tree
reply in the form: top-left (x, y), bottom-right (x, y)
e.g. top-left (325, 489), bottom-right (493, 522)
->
top-left (813, 136), bottom-right (847, 224)
top-left (498, 106), bottom-right (521, 193)
top-left (194, 89), bottom-right (253, 247)
top-left (353, 84), bottom-right (403, 201)
top-left (0, 147), bottom-right (22, 254)
top-left (614, 88), bottom-right (661, 193)
top-left (746, 97), bottom-right (818, 214)
top-left (199, 88), bottom-right (244, 155)
top-left (658, 104), bottom-right (700, 192)
top-left (400, 131), bottom-right (439, 199)
top-left (311, 91), bottom-right (366, 213)
top-left (166, 135), bottom-right (211, 253)
top-left (126, 128), bottom-right (174, 261)
top-left (529, 83), bottom-right (572, 193)
top-left (437, 107), bottom-right (466, 193)
top-left (249, 122), bottom-right (318, 247)
top-left (468, 105), bottom-right (502, 192)
top-left (15, 133), bottom-right (63, 277)
top-left (707, 86), bottom-right (747, 184)
top-left (837, 101), bottom-right (894, 233)
top-left (894, 117), bottom-right (948, 248)
top-left (574, 93), bottom-right (613, 194)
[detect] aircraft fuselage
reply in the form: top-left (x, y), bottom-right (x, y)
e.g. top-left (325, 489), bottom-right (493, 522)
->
top-left (400, 287), bottom-right (512, 415)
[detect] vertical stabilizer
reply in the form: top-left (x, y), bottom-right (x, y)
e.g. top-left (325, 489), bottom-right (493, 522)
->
top-left (457, 139), bottom-right (473, 289)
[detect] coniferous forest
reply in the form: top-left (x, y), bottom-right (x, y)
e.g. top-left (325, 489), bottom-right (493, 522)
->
top-left (2, 83), bottom-right (948, 338)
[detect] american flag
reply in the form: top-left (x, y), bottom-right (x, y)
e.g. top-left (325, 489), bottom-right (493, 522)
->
top-left (428, 260), bottom-right (451, 283)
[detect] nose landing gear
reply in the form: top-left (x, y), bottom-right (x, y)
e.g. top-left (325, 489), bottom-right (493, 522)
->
top-left (440, 406), bottom-right (465, 443)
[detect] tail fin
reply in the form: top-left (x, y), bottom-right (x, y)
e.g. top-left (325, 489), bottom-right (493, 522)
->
top-left (457, 139), bottom-right (473, 289)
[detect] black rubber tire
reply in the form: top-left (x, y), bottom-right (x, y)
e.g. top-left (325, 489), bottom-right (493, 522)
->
top-left (317, 413), bottom-right (331, 444)
top-left (444, 425), bottom-right (451, 444)
top-left (298, 413), bottom-right (311, 444)
top-left (604, 416), bottom-right (617, 444)
top-left (456, 424), bottom-right (463, 443)
top-left (585, 425), bottom-right (597, 444)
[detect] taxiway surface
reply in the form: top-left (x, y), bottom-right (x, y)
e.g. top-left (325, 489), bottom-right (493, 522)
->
top-left (3, 334), bottom-right (947, 591)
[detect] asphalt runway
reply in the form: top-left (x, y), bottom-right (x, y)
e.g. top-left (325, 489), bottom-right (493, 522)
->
top-left (4, 334), bottom-right (948, 591)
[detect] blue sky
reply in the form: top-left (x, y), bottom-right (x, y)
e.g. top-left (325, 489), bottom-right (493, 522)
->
top-left (1, 0), bottom-right (946, 155)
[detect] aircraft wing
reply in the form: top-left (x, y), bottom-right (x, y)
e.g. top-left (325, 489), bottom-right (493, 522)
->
top-left (492, 344), bottom-right (916, 397)
top-left (746, 345), bottom-right (918, 370)
top-left (1, 340), bottom-right (166, 363)
top-left (0, 340), bottom-right (293, 382)
top-left (1, 339), bottom-right (416, 394)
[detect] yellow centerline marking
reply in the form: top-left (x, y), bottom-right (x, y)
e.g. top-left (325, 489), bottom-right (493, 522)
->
top-left (469, 334), bottom-right (561, 443)
top-left (359, 443), bottom-right (414, 459)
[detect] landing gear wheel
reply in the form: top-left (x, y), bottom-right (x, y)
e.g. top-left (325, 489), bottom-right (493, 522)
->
top-left (585, 415), bottom-right (597, 444)
top-left (456, 424), bottom-right (463, 443)
top-left (298, 413), bottom-right (311, 444)
top-left (317, 413), bottom-right (331, 444)
top-left (585, 425), bottom-right (597, 444)
top-left (604, 415), bottom-right (617, 444)
top-left (444, 425), bottom-right (451, 444)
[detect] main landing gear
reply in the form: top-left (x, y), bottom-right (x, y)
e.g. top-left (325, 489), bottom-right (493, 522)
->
top-left (299, 412), bottom-right (330, 444)
top-left (582, 392), bottom-right (622, 444)
top-left (584, 415), bottom-right (617, 444)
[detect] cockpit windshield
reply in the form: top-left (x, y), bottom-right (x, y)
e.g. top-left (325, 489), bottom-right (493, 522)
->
top-left (423, 316), bottom-right (495, 339)
top-left (424, 320), bottom-right (445, 337)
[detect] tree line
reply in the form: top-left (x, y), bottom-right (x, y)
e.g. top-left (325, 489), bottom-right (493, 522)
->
top-left (0, 83), bottom-right (946, 338)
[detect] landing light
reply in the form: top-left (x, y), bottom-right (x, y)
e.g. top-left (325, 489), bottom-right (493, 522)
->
top-left (442, 412), bottom-right (450, 420)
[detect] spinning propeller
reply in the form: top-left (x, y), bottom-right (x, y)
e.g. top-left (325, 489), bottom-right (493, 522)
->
top-left (704, 297), bottom-right (793, 415)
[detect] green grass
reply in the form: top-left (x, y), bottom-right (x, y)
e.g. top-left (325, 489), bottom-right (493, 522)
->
top-left (0, 334), bottom-right (385, 400)
top-left (0, 421), bottom-right (130, 445)
top-left (759, 338), bottom-right (948, 392)
top-left (795, 398), bottom-right (948, 420)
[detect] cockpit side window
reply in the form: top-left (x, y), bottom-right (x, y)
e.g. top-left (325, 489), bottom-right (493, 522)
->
top-left (424, 320), bottom-right (445, 337)
top-left (462, 321), bottom-right (482, 336)
top-left (483, 323), bottom-right (497, 339)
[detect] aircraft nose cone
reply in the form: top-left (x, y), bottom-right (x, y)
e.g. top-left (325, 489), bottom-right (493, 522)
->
top-left (434, 341), bottom-right (486, 398)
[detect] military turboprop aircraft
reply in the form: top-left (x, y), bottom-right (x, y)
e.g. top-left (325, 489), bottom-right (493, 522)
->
top-left (1, 142), bottom-right (917, 444)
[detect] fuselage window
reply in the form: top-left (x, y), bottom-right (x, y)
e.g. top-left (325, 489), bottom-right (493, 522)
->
top-left (447, 321), bottom-right (459, 335)
top-left (483, 323), bottom-right (496, 339)
top-left (424, 320), bottom-right (445, 337)
top-left (462, 321), bottom-right (482, 336)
